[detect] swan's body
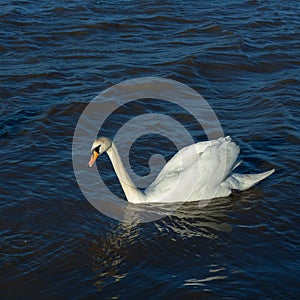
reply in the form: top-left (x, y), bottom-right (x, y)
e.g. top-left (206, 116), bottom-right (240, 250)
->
top-left (88, 136), bottom-right (274, 204)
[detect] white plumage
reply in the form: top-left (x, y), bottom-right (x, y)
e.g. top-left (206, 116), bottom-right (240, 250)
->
top-left (88, 136), bottom-right (274, 204)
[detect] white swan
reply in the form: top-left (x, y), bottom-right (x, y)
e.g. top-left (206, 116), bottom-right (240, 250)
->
top-left (88, 136), bottom-right (274, 204)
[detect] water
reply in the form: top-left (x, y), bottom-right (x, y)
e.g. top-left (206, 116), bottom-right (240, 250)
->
top-left (1, 0), bottom-right (299, 299)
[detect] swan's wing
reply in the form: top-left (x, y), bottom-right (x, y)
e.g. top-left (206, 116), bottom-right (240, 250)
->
top-left (197, 137), bottom-right (240, 188)
top-left (155, 137), bottom-right (228, 177)
top-left (146, 140), bottom-right (211, 189)
top-left (145, 136), bottom-right (240, 202)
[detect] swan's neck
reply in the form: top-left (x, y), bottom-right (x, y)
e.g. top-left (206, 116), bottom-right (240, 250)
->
top-left (107, 143), bottom-right (145, 204)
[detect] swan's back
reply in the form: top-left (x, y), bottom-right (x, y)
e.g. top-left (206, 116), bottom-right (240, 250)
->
top-left (145, 136), bottom-right (240, 202)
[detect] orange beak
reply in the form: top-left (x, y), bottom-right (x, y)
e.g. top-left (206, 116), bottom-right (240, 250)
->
top-left (88, 151), bottom-right (99, 167)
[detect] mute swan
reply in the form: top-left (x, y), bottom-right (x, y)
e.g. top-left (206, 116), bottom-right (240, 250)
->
top-left (88, 136), bottom-right (274, 204)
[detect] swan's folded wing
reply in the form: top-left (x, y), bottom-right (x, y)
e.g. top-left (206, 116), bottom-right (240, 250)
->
top-left (193, 138), bottom-right (240, 196)
top-left (178, 137), bottom-right (240, 201)
top-left (155, 137), bottom-right (227, 176)
top-left (153, 136), bottom-right (235, 179)
top-left (145, 136), bottom-right (240, 202)
top-left (144, 142), bottom-right (205, 200)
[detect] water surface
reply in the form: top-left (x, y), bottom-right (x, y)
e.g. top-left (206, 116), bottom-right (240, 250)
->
top-left (1, 0), bottom-right (299, 299)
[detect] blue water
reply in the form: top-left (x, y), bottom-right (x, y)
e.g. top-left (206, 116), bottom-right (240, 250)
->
top-left (1, 0), bottom-right (299, 299)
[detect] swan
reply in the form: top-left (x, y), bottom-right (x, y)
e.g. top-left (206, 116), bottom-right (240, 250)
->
top-left (88, 136), bottom-right (274, 204)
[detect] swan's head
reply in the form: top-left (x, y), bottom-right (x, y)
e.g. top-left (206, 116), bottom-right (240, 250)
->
top-left (88, 137), bottom-right (112, 167)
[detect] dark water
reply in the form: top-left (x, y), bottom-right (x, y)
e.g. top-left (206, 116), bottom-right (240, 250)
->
top-left (1, 0), bottom-right (300, 299)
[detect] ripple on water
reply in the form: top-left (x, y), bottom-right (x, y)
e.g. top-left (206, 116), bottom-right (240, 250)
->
top-left (0, 0), bottom-right (299, 299)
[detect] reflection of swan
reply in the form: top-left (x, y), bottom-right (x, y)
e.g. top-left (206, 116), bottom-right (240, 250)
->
top-left (88, 136), bottom-right (274, 204)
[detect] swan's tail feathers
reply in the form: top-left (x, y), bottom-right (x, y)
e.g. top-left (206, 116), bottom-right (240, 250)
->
top-left (224, 169), bottom-right (275, 191)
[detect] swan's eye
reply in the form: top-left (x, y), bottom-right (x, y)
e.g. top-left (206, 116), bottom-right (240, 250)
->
top-left (94, 145), bottom-right (101, 154)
